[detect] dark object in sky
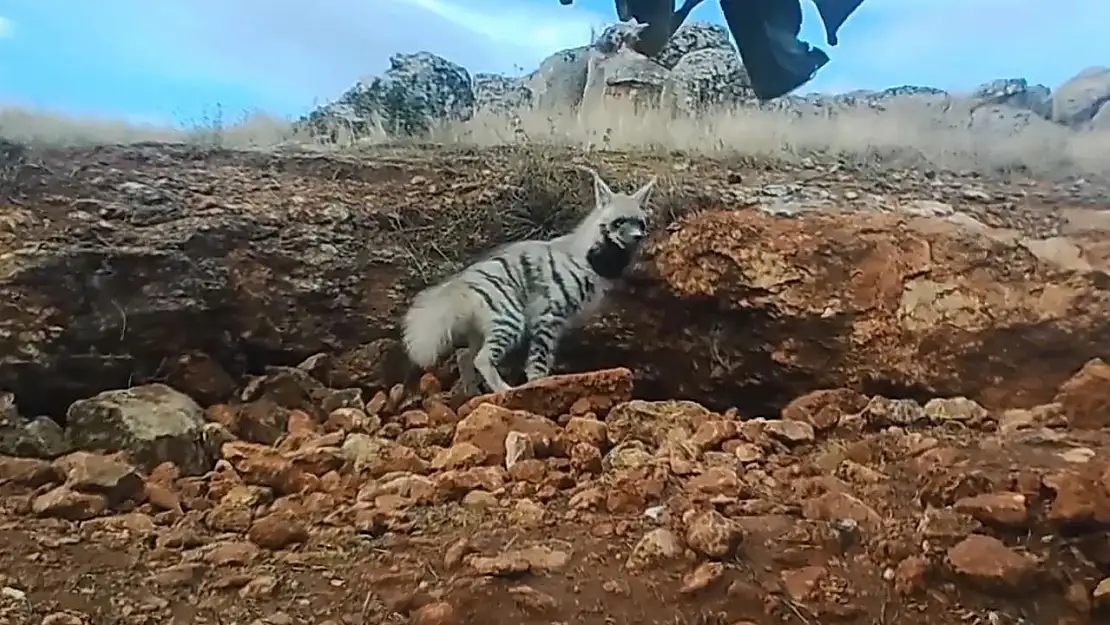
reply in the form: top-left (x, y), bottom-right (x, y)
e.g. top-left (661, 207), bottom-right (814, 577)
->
top-left (557, 0), bottom-right (865, 101)
top-left (720, 0), bottom-right (865, 100)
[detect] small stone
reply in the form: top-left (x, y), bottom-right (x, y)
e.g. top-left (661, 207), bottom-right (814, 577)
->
top-left (680, 562), bottom-right (724, 594)
top-left (1044, 471), bottom-right (1110, 525)
top-left (1054, 358), bottom-right (1110, 429)
top-left (893, 556), bottom-right (929, 596)
top-left (204, 540), bottom-right (261, 566)
top-left (509, 498), bottom-right (546, 527)
top-left (781, 388), bottom-right (867, 431)
top-left (781, 566), bottom-right (827, 601)
top-left (411, 601), bottom-right (459, 625)
top-left (32, 486), bottom-right (108, 520)
top-left (860, 396), bottom-right (926, 428)
top-left (563, 417), bottom-right (608, 448)
top-left (953, 492), bottom-right (1029, 527)
top-left (801, 491), bottom-right (882, 533)
top-left (627, 528), bottom-right (685, 571)
top-left (1093, 577), bottom-right (1110, 608)
top-left (569, 442), bottom-right (602, 474)
top-left (247, 513), bottom-right (308, 550)
top-left (923, 397), bottom-right (989, 424)
top-left (684, 509), bottom-right (742, 559)
top-left (239, 575), bottom-right (279, 598)
top-left (0, 456), bottom-right (60, 487)
top-left (452, 404), bottom-right (559, 466)
top-left (457, 368), bottom-right (633, 420)
top-left (508, 585), bottom-right (559, 613)
top-left (504, 431), bottom-right (535, 469)
top-left (763, 420), bottom-right (814, 444)
top-left (55, 451), bottom-right (145, 504)
top-left (946, 534), bottom-right (1038, 594)
top-left (461, 490), bottom-right (498, 510)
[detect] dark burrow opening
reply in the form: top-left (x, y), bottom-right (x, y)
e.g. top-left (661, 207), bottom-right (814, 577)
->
top-left (5, 325), bottom-right (944, 429)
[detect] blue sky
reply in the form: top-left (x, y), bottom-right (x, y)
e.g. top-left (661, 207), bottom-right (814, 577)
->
top-left (1, 0), bottom-right (1107, 125)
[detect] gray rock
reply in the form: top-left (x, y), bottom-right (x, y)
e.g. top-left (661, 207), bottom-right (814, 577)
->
top-left (302, 51), bottom-right (475, 139)
top-left (473, 73), bottom-right (533, 114)
top-left (0, 392), bottom-right (71, 459)
top-left (656, 21), bottom-right (734, 70)
top-left (971, 78), bottom-right (1052, 119)
top-left (664, 47), bottom-right (752, 114)
top-left (968, 105), bottom-right (1060, 136)
top-left (1089, 101), bottom-right (1110, 131)
top-left (65, 383), bottom-right (213, 476)
top-left (583, 48), bottom-right (670, 110)
top-left (526, 45), bottom-right (592, 110)
top-left (1052, 66), bottom-right (1110, 126)
top-left (593, 19), bottom-right (650, 54)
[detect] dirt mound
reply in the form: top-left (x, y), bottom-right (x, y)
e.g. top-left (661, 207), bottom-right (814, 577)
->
top-left (1, 363), bottom-right (1110, 625)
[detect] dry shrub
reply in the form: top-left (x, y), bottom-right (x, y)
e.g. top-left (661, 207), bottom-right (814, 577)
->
top-left (2, 95), bottom-right (1105, 179)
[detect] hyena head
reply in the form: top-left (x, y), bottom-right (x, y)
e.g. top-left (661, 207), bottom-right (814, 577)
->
top-left (575, 165), bottom-right (657, 279)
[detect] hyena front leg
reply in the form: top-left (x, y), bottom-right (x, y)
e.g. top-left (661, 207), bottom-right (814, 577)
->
top-left (524, 309), bottom-right (571, 381)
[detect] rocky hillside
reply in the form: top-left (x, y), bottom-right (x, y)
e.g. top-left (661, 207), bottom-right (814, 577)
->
top-left (298, 21), bottom-right (1110, 140)
top-left (1, 130), bottom-right (1109, 624)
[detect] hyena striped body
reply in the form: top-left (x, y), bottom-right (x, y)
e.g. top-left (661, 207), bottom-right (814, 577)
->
top-left (402, 167), bottom-right (657, 394)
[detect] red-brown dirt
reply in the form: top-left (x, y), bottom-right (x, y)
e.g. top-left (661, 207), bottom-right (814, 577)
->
top-left (2, 362), bottom-right (1110, 625)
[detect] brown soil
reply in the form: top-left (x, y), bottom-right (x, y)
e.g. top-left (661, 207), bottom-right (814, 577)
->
top-left (1, 143), bottom-right (1109, 625)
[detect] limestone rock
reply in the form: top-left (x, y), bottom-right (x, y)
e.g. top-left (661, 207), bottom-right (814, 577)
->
top-left (300, 51), bottom-right (475, 139)
top-left (65, 384), bottom-right (212, 475)
top-left (473, 73), bottom-right (533, 114)
top-left (655, 21), bottom-right (734, 70)
top-left (526, 46), bottom-right (591, 111)
top-left (664, 47), bottom-right (752, 114)
top-left (1052, 66), bottom-right (1110, 126)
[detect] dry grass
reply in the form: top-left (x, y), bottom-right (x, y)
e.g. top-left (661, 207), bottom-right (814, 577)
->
top-left (2, 98), bottom-right (1106, 179)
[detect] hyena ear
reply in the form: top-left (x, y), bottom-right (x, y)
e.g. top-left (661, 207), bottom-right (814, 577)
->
top-left (575, 165), bottom-right (615, 208)
top-left (631, 176), bottom-right (657, 207)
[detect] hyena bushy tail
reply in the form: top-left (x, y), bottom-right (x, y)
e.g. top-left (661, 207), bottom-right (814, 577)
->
top-left (401, 279), bottom-right (485, 368)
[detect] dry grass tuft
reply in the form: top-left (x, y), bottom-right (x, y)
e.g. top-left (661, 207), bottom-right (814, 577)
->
top-left (2, 96), bottom-right (1106, 181)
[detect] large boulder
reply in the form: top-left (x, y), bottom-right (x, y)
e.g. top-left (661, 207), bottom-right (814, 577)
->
top-left (655, 21), bottom-right (734, 70)
top-left (583, 48), bottom-right (671, 112)
top-left (526, 46), bottom-right (592, 111)
top-left (663, 47), bottom-right (752, 114)
top-left (596, 208), bottom-right (1110, 410)
top-left (970, 78), bottom-right (1052, 119)
top-left (301, 51), bottom-right (475, 139)
top-left (1052, 66), bottom-right (1110, 127)
top-left (473, 73), bottom-right (533, 114)
top-left (65, 384), bottom-right (213, 475)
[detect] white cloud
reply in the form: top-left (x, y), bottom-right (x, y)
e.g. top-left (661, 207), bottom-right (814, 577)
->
top-left (0, 16), bottom-right (13, 38)
top-left (398, 0), bottom-right (601, 52)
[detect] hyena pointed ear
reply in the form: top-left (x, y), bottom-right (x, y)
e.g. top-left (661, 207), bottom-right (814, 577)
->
top-left (631, 176), bottom-right (657, 206)
top-left (575, 165), bottom-right (614, 207)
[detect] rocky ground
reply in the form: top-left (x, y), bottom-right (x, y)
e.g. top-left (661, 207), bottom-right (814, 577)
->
top-left (1, 140), bottom-right (1110, 625)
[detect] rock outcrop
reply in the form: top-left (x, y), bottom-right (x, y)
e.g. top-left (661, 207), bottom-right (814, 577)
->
top-left (297, 18), bottom-right (1109, 141)
top-left (299, 51), bottom-right (475, 139)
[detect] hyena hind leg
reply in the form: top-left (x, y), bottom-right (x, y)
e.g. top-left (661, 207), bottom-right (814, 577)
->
top-left (455, 344), bottom-right (484, 395)
top-left (473, 322), bottom-right (523, 393)
top-left (524, 311), bottom-right (571, 381)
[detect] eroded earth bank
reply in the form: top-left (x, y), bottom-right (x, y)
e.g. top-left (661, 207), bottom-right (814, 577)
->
top-left (1, 141), bottom-right (1110, 624)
